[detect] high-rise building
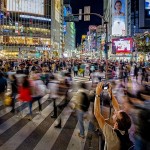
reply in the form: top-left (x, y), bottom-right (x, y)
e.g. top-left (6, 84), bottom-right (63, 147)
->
top-left (51, 0), bottom-right (64, 58)
top-left (64, 22), bottom-right (76, 56)
top-left (103, 0), bottom-right (135, 60)
top-left (0, 0), bottom-right (51, 59)
top-left (63, 3), bottom-right (76, 57)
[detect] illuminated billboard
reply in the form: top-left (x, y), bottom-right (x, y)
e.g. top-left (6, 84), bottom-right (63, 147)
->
top-left (7, 0), bottom-right (44, 15)
top-left (55, 0), bottom-right (61, 22)
top-left (145, 0), bottom-right (150, 9)
top-left (112, 0), bottom-right (126, 36)
top-left (139, 0), bottom-right (150, 28)
top-left (112, 38), bottom-right (133, 53)
top-left (145, 0), bottom-right (150, 18)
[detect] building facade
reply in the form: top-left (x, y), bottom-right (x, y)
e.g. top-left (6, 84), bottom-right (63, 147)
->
top-left (0, 0), bottom-right (51, 59)
top-left (103, 0), bottom-right (135, 60)
top-left (63, 4), bottom-right (76, 57)
top-left (64, 22), bottom-right (76, 56)
top-left (51, 0), bottom-right (64, 58)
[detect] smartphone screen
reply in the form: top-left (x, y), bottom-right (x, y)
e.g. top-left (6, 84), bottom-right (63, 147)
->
top-left (104, 87), bottom-right (108, 90)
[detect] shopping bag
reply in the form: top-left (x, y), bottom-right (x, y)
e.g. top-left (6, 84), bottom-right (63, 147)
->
top-left (79, 68), bottom-right (84, 74)
top-left (4, 95), bottom-right (12, 106)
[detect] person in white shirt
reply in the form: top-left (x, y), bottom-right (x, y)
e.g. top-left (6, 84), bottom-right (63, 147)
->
top-left (48, 76), bottom-right (59, 118)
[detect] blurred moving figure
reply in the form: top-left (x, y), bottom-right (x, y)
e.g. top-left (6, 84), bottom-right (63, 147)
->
top-left (127, 93), bottom-right (150, 150)
top-left (71, 82), bottom-right (90, 139)
top-left (30, 74), bottom-right (46, 113)
top-left (73, 65), bottom-right (78, 77)
top-left (0, 71), bottom-right (7, 106)
top-left (18, 76), bottom-right (32, 119)
top-left (48, 75), bottom-right (59, 118)
top-left (10, 74), bottom-right (18, 113)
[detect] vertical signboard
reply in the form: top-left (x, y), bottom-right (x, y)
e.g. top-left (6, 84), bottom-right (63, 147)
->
top-left (63, 6), bottom-right (67, 34)
top-left (55, 0), bottom-right (61, 23)
top-left (112, 0), bottom-right (126, 36)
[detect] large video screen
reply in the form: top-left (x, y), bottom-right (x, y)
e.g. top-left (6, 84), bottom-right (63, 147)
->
top-left (145, 0), bottom-right (150, 9)
top-left (112, 38), bottom-right (133, 53)
top-left (112, 0), bottom-right (126, 36)
top-left (7, 0), bottom-right (44, 15)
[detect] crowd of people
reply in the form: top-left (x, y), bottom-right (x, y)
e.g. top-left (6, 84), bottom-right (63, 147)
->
top-left (0, 58), bottom-right (149, 150)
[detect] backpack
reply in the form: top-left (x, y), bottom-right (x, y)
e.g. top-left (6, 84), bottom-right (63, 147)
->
top-left (114, 129), bottom-right (134, 150)
top-left (80, 92), bottom-right (90, 112)
top-left (37, 84), bottom-right (47, 96)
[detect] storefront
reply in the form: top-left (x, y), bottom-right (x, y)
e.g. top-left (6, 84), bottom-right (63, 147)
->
top-left (110, 54), bottom-right (133, 61)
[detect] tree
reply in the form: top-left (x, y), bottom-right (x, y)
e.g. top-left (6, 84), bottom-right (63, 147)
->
top-left (134, 33), bottom-right (150, 53)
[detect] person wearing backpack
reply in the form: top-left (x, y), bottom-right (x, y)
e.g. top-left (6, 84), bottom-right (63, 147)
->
top-left (94, 82), bottom-right (133, 150)
top-left (30, 74), bottom-right (46, 113)
top-left (71, 82), bottom-right (90, 139)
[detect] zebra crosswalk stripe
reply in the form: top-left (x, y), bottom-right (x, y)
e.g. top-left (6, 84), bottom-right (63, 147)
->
top-left (67, 120), bottom-right (90, 150)
top-left (0, 95), bottom-right (99, 150)
top-left (0, 95), bottom-right (49, 135)
top-left (33, 106), bottom-right (73, 150)
top-left (0, 97), bottom-right (63, 150)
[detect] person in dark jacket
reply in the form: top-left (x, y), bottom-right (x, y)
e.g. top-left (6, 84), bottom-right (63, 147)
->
top-left (134, 65), bottom-right (139, 81)
top-left (10, 75), bottom-right (18, 113)
top-left (0, 71), bottom-right (7, 105)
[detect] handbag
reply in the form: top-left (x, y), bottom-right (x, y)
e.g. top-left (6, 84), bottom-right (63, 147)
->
top-left (4, 94), bottom-right (12, 106)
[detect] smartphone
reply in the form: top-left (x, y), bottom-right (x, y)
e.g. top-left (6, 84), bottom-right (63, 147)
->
top-left (104, 87), bottom-right (108, 90)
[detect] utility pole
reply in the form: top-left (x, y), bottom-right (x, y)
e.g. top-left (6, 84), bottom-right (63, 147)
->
top-left (69, 13), bottom-right (108, 59)
top-left (65, 13), bottom-right (109, 79)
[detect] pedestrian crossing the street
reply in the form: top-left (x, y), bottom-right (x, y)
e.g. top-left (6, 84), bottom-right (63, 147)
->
top-left (0, 95), bottom-right (99, 150)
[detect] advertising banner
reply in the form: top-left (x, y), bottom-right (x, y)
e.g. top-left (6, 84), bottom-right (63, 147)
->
top-left (139, 0), bottom-right (150, 28)
top-left (7, 0), bottom-right (44, 15)
top-left (15, 22), bottom-right (19, 34)
top-left (63, 6), bottom-right (67, 34)
top-left (145, 0), bottom-right (150, 18)
top-left (55, 0), bottom-right (61, 23)
top-left (112, 38), bottom-right (133, 54)
top-left (112, 0), bottom-right (126, 36)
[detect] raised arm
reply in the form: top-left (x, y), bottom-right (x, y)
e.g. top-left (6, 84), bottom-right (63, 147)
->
top-left (94, 83), bottom-right (105, 129)
top-left (108, 83), bottom-right (120, 111)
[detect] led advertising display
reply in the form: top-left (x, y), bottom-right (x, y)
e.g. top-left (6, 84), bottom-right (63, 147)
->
top-left (112, 0), bottom-right (126, 36)
top-left (139, 0), bottom-right (150, 28)
top-left (112, 38), bottom-right (133, 53)
top-left (145, 0), bottom-right (150, 18)
top-left (7, 0), bottom-right (44, 15)
top-left (145, 0), bottom-right (150, 9)
top-left (55, 0), bottom-right (61, 22)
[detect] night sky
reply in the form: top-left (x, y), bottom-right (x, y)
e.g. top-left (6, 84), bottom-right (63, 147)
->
top-left (70, 0), bottom-right (103, 45)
